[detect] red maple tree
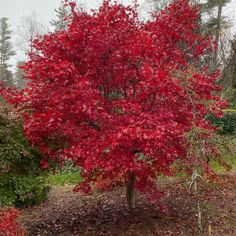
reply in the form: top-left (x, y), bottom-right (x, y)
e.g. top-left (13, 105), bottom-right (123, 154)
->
top-left (1, 0), bottom-right (226, 209)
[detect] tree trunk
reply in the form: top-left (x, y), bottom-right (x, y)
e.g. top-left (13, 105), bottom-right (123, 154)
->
top-left (213, 4), bottom-right (222, 69)
top-left (126, 172), bottom-right (136, 213)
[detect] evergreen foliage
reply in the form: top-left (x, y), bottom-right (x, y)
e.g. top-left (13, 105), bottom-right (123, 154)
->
top-left (50, 1), bottom-right (70, 31)
top-left (0, 18), bottom-right (15, 86)
top-left (0, 104), bottom-right (48, 207)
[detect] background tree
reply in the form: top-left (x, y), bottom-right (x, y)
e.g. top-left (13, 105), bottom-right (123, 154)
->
top-left (200, 0), bottom-right (235, 106)
top-left (14, 61), bottom-right (27, 90)
top-left (0, 17), bottom-right (15, 86)
top-left (50, 0), bottom-right (70, 31)
top-left (16, 12), bottom-right (47, 54)
top-left (202, 0), bottom-right (231, 69)
top-left (220, 37), bottom-right (236, 106)
top-left (148, 0), bottom-right (173, 11)
top-left (227, 38), bottom-right (236, 87)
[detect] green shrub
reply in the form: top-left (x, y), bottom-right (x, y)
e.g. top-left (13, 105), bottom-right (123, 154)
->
top-left (222, 88), bottom-right (236, 108)
top-left (208, 112), bottom-right (236, 135)
top-left (0, 175), bottom-right (49, 207)
top-left (0, 105), bottom-right (49, 207)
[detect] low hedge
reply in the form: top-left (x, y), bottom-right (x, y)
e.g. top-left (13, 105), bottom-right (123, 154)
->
top-left (0, 104), bottom-right (49, 207)
top-left (208, 111), bottom-right (236, 135)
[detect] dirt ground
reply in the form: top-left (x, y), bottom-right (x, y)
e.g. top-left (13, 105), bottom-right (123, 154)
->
top-left (20, 172), bottom-right (236, 236)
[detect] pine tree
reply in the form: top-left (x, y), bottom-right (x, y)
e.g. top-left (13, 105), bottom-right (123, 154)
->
top-left (50, 1), bottom-right (70, 31)
top-left (149, 0), bottom-right (173, 11)
top-left (0, 17), bottom-right (15, 86)
top-left (0, 17), bottom-right (15, 67)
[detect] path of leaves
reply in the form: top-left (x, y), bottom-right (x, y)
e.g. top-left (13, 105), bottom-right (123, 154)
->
top-left (20, 173), bottom-right (236, 236)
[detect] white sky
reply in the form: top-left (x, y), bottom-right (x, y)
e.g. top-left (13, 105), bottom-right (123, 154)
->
top-left (0, 0), bottom-right (236, 68)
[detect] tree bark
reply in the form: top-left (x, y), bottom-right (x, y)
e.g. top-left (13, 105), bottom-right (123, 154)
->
top-left (126, 172), bottom-right (136, 213)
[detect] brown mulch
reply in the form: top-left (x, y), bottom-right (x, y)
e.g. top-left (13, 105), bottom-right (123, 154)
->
top-left (20, 172), bottom-right (236, 236)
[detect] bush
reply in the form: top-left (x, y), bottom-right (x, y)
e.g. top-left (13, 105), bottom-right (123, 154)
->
top-left (208, 112), bottom-right (236, 135)
top-left (222, 88), bottom-right (236, 108)
top-left (0, 175), bottom-right (48, 207)
top-left (0, 208), bottom-right (26, 236)
top-left (0, 104), bottom-right (48, 207)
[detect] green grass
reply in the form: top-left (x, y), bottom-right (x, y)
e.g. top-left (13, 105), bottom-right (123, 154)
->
top-left (209, 155), bottom-right (236, 173)
top-left (44, 156), bottom-right (236, 186)
top-left (45, 172), bottom-right (82, 186)
top-left (162, 155), bottom-right (236, 179)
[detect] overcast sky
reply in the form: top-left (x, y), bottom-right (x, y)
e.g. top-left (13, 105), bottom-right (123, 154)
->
top-left (0, 0), bottom-right (236, 68)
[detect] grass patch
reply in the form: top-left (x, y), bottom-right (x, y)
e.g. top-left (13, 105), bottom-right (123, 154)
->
top-left (45, 172), bottom-right (82, 186)
top-left (44, 156), bottom-right (236, 186)
top-left (210, 155), bottom-right (236, 173)
top-left (161, 155), bottom-right (236, 179)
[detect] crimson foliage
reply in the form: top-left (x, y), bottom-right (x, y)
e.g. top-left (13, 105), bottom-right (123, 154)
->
top-left (1, 0), bottom-right (226, 202)
top-left (0, 208), bottom-right (25, 236)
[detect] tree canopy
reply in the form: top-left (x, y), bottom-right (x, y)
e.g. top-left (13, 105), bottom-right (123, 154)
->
top-left (0, 0), bottom-right (226, 205)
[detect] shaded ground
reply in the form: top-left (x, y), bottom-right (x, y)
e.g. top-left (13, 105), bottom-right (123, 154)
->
top-left (20, 172), bottom-right (236, 236)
